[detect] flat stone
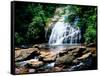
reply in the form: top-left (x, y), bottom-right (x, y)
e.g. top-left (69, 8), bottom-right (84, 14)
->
top-left (26, 59), bottom-right (43, 68)
top-left (77, 52), bottom-right (92, 60)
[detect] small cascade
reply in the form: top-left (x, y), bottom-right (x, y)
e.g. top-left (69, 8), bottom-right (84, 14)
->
top-left (49, 15), bottom-right (81, 45)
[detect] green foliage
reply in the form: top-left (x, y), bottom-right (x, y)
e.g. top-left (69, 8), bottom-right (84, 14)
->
top-left (14, 2), bottom-right (97, 45)
top-left (67, 14), bottom-right (76, 23)
top-left (15, 32), bottom-right (23, 45)
top-left (27, 16), bottom-right (45, 43)
top-left (15, 2), bottom-right (58, 45)
top-left (84, 26), bottom-right (96, 43)
top-left (66, 5), bottom-right (97, 43)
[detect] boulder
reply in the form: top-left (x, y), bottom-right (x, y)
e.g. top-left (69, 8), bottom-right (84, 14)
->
top-left (58, 51), bottom-right (68, 57)
top-left (60, 46), bottom-right (86, 56)
top-left (33, 44), bottom-right (49, 49)
top-left (77, 52), bottom-right (92, 60)
top-left (67, 47), bottom-right (77, 51)
top-left (32, 44), bottom-right (41, 49)
top-left (55, 46), bottom-right (87, 66)
top-left (28, 69), bottom-right (36, 73)
top-left (82, 47), bottom-right (96, 57)
top-left (78, 46), bottom-right (86, 52)
top-left (15, 67), bottom-right (28, 74)
top-left (52, 66), bottom-right (63, 72)
top-left (58, 47), bottom-right (81, 57)
top-left (15, 48), bottom-right (40, 61)
top-left (71, 46), bottom-right (86, 57)
top-left (15, 47), bottom-right (21, 50)
top-left (26, 59), bottom-right (43, 68)
top-left (39, 51), bottom-right (56, 62)
top-left (55, 52), bottom-right (75, 66)
top-left (73, 52), bottom-right (92, 64)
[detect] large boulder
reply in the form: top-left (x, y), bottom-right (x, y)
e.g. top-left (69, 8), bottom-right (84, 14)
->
top-left (55, 46), bottom-right (87, 66)
top-left (73, 52), bottom-right (92, 63)
top-left (39, 51), bottom-right (57, 62)
top-left (15, 48), bottom-right (40, 61)
top-left (58, 46), bottom-right (86, 58)
top-left (55, 52), bottom-right (75, 66)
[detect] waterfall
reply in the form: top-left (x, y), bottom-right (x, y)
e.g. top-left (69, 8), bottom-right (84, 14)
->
top-left (49, 15), bottom-right (81, 45)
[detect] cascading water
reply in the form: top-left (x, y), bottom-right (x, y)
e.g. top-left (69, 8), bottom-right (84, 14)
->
top-left (49, 15), bottom-right (81, 45)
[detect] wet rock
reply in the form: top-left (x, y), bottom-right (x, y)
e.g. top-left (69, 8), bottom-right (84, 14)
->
top-left (71, 46), bottom-right (86, 57)
top-left (73, 52), bottom-right (92, 64)
top-left (78, 46), bottom-right (86, 52)
top-left (87, 48), bottom-right (96, 55)
top-left (55, 47), bottom-right (86, 66)
top-left (60, 46), bottom-right (86, 57)
top-left (33, 44), bottom-right (49, 49)
top-left (86, 43), bottom-right (96, 47)
top-left (39, 51), bottom-right (56, 62)
top-left (53, 67), bottom-right (63, 72)
top-left (15, 48), bottom-right (40, 61)
top-left (77, 52), bottom-right (92, 60)
top-left (68, 62), bottom-right (85, 71)
top-left (82, 49), bottom-right (91, 54)
top-left (58, 47), bottom-right (80, 57)
top-left (55, 53), bottom-right (75, 66)
top-left (15, 44), bottom-right (97, 73)
top-left (28, 69), bottom-right (36, 73)
top-left (15, 61), bottom-right (27, 67)
top-left (26, 59), bottom-right (43, 68)
top-left (67, 47), bottom-right (77, 51)
top-left (21, 45), bottom-right (29, 49)
top-left (58, 51), bottom-right (68, 57)
top-left (32, 44), bottom-right (46, 49)
top-left (46, 62), bottom-right (55, 68)
top-left (32, 44), bottom-right (40, 49)
top-left (37, 62), bottom-right (55, 72)
top-left (83, 47), bottom-right (96, 55)
top-left (73, 59), bottom-right (80, 64)
top-left (15, 67), bottom-right (28, 74)
top-left (15, 47), bottom-right (21, 50)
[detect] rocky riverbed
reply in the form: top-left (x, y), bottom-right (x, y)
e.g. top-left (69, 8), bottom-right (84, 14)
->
top-left (15, 43), bottom-right (97, 74)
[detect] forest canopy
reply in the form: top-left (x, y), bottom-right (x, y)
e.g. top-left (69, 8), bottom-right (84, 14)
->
top-left (14, 2), bottom-right (97, 46)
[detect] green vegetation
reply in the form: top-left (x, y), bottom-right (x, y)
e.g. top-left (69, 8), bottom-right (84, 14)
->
top-left (15, 2), bottom-right (57, 45)
top-left (66, 5), bottom-right (97, 43)
top-left (14, 2), bottom-right (97, 46)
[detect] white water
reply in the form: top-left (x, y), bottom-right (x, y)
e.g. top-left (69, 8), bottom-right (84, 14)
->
top-left (49, 15), bottom-right (81, 45)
